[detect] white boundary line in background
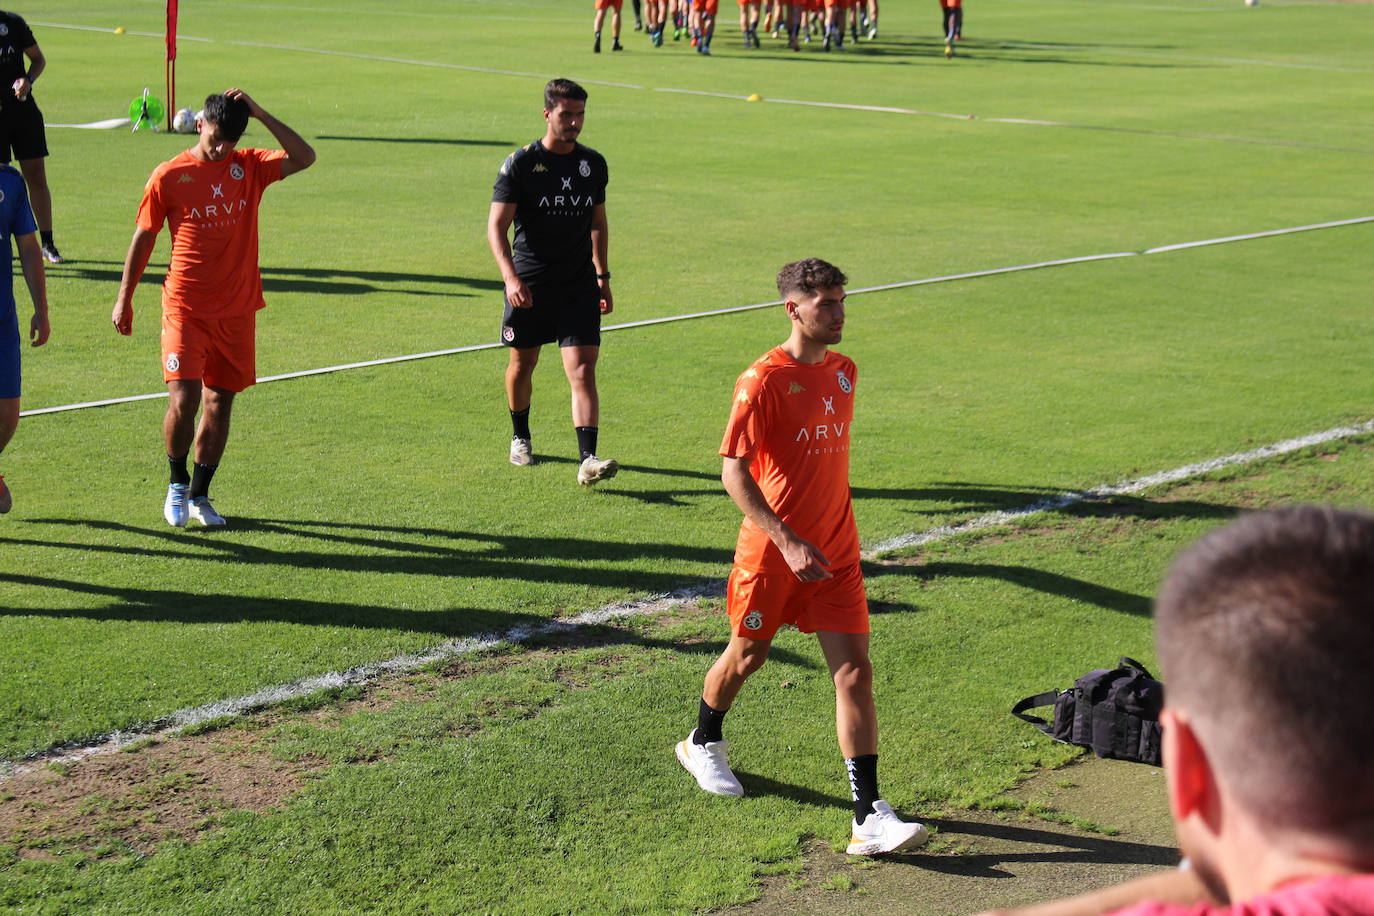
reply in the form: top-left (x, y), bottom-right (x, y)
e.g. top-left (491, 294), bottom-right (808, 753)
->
top-left (20, 215), bottom-right (1373, 419)
top-left (7, 417), bottom-right (1373, 776)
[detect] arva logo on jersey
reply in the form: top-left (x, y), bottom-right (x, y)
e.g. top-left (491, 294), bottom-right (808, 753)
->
top-left (184, 197), bottom-right (249, 222)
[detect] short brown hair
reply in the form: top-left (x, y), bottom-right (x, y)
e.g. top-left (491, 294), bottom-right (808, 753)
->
top-left (776, 258), bottom-right (847, 299)
top-left (544, 78), bottom-right (587, 111)
top-left (1156, 505), bottom-right (1374, 837)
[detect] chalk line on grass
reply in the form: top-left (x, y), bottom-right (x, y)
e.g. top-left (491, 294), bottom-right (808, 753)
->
top-left (21, 215), bottom-right (1372, 419)
top-left (6, 417), bottom-right (1373, 778)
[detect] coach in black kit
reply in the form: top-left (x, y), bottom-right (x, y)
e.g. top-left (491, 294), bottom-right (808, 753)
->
top-left (0, 10), bottom-right (61, 262)
top-left (487, 77), bottom-right (618, 487)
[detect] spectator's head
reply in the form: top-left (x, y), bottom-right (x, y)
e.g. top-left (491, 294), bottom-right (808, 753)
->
top-left (1155, 506), bottom-right (1374, 897)
top-left (542, 79), bottom-right (587, 145)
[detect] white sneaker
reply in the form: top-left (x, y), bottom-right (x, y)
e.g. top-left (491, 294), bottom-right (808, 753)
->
top-left (676, 730), bottom-right (744, 797)
top-left (188, 496), bottom-right (227, 527)
top-left (510, 437), bottom-right (533, 467)
top-left (577, 454), bottom-right (619, 486)
top-left (847, 800), bottom-right (929, 855)
top-left (0, 475), bottom-right (11, 514)
top-left (164, 483), bottom-right (189, 527)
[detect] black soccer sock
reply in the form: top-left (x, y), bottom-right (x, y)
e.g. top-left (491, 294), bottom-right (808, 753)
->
top-left (695, 699), bottom-right (728, 744)
top-left (40, 230), bottom-right (54, 248)
top-left (511, 407), bottom-right (532, 441)
top-left (846, 754), bottom-right (880, 824)
top-left (575, 426), bottom-right (598, 460)
top-left (189, 462), bottom-right (218, 500)
top-left (168, 454), bottom-right (190, 486)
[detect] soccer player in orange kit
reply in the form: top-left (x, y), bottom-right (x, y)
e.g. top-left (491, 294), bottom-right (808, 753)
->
top-left (675, 258), bottom-right (928, 856)
top-left (113, 89), bottom-right (315, 528)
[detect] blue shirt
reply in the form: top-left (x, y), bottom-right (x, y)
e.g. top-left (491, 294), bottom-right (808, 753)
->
top-left (0, 163), bottom-right (37, 320)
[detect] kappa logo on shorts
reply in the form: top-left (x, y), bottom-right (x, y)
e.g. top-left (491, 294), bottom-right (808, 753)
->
top-left (502, 325), bottom-right (515, 342)
top-left (578, 159), bottom-right (591, 178)
top-left (836, 370), bottom-right (852, 394)
top-left (229, 163), bottom-right (245, 181)
top-left (742, 610), bottom-right (764, 631)
top-left (166, 353), bottom-right (181, 372)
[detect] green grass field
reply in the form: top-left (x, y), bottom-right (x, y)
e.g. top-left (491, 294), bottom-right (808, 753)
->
top-left (1, 0), bottom-right (1371, 911)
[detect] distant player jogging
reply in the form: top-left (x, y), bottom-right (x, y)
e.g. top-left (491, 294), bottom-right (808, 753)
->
top-left (0, 159), bottom-right (50, 514)
top-left (488, 79), bottom-right (618, 487)
top-left (113, 89), bottom-right (316, 528)
top-left (0, 10), bottom-right (62, 263)
top-left (676, 258), bottom-right (928, 856)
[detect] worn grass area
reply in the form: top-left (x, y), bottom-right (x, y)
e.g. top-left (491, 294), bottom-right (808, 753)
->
top-left (4, 441), bottom-right (1373, 913)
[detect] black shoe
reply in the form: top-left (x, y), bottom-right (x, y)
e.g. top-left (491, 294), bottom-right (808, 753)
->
top-left (612, 38), bottom-right (624, 50)
top-left (635, 19), bottom-right (643, 30)
top-left (594, 36), bottom-right (601, 52)
top-left (40, 243), bottom-right (63, 264)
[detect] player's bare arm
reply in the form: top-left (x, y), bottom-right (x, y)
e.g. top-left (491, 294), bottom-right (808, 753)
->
top-left (973, 862), bottom-right (1209, 916)
top-left (591, 203), bottom-right (612, 314)
top-left (487, 201), bottom-right (531, 309)
top-left (16, 234), bottom-right (48, 346)
top-left (223, 88), bottom-right (316, 178)
top-left (12, 42), bottom-right (42, 100)
top-left (112, 227), bottom-right (158, 336)
top-left (722, 455), bottom-right (832, 582)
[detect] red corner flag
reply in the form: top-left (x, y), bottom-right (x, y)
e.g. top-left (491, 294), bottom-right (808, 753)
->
top-left (165, 0), bottom-right (178, 129)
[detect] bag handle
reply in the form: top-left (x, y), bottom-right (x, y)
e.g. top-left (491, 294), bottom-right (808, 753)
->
top-left (1010, 690), bottom-right (1060, 735)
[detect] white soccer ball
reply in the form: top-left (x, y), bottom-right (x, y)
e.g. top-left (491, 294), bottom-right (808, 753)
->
top-left (1244, 0), bottom-right (1258, 6)
top-left (172, 107), bottom-right (198, 134)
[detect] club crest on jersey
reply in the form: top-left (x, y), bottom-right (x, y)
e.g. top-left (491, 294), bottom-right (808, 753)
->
top-left (578, 159), bottom-right (591, 178)
top-left (502, 325), bottom-right (515, 342)
top-left (229, 163), bottom-right (245, 181)
top-left (166, 353), bottom-right (180, 372)
top-left (836, 370), bottom-right (852, 394)
top-left (742, 610), bottom-right (764, 631)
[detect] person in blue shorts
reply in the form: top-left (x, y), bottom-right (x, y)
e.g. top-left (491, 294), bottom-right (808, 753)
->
top-left (0, 159), bottom-right (50, 513)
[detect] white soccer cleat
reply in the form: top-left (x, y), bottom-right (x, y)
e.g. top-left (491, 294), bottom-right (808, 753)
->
top-left (164, 483), bottom-right (189, 527)
top-left (847, 800), bottom-right (929, 855)
top-left (577, 454), bottom-right (619, 486)
top-left (676, 730), bottom-right (744, 797)
top-left (510, 437), bottom-right (533, 467)
top-left (188, 496), bottom-right (227, 527)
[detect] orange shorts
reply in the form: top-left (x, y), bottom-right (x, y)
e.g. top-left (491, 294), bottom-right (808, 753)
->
top-left (595, 0), bottom-right (623, 8)
top-left (693, 0), bottom-right (720, 12)
top-left (726, 561), bottom-right (869, 640)
top-left (161, 309), bottom-right (257, 392)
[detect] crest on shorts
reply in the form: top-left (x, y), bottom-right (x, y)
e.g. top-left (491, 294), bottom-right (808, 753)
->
top-left (742, 610), bottom-right (764, 631)
top-left (502, 325), bottom-right (515, 343)
top-left (836, 370), bottom-right (852, 394)
top-left (166, 353), bottom-right (181, 372)
top-left (229, 163), bottom-right (245, 180)
top-left (0, 25), bottom-right (9, 37)
top-left (578, 159), bottom-right (591, 178)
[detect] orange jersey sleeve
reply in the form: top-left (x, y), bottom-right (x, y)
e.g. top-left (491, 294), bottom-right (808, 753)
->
top-left (138, 147), bottom-right (287, 319)
top-left (720, 348), bottom-right (861, 574)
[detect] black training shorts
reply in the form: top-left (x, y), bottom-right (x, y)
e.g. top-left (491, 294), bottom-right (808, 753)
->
top-left (500, 277), bottom-right (602, 349)
top-left (0, 101), bottom-right (47, 163)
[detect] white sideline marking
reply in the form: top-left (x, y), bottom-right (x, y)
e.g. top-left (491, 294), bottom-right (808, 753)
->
top-left (48, 117), bottom-right (132, 130)
top-left (20, 217), bottom-right (1372, 419)
top-left (7, 418), bottom-right (1374, 777)
top-left (0, 584), bottom-right (720, 778)
top-left (867, 418), bottom-right (1374, 556)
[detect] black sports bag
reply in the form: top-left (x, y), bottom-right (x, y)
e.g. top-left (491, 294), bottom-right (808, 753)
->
top-left (1011, 657), bottom-right (1164, 767)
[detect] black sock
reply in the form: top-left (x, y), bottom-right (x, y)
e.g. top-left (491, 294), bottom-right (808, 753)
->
top-left (511, 407), bottom-right (531, 441)
top-left (40, 230), bottom-right (53, 248)
top-left (169, 454), bottom-right (190, 486)
top-left (846, 754), bottom-right (880, 824)
top-left (575, 426), bottom-right (598, 460)
top-left (695, 699), bottom-right (728, 744)
top-left (189, 462), bottom-right (217, 500)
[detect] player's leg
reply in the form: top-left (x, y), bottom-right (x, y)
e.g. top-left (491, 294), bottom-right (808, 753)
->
top-left (594, 2), bottom-right (608, 51)
top-left (164, 378), bottom-right (202, 527)
top-left (186, 384), bottom-right (235, 526)
top-left (560, 344), bottom-right (617, 485)
top-left (14, 107), bottom-right (59, 262)
top-left (0, 398), bottom-right (17, 514)
top-left (0, 312), bottom-right (19, 512)
top-left (506, 346), bottom-right (540, 466)
top-left (632, 0), bottom-right (644, 29)
top-left (866, 0), bottom-right (878, 37)
top-left (612, 1), bottom-right (624, 49)
top-left (701, 5), bottom-right (716, 52)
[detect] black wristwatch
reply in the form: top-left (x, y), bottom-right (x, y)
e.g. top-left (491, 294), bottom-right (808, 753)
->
top-left (596, 272), bottom-right (611, 280)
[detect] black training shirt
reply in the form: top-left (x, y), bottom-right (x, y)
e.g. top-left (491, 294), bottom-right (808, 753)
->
top-left (492, 140), bottom-right (608, 284)
top-left (0, 11), bottom-right (35, 113)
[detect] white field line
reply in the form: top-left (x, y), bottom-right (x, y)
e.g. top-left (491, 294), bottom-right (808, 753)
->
top-left (867, 418), bottom-right (1374, 555)
top-left (19, 216), bottom-right (1373, 419)
top-left (47, 117), bottom-right (132, 130)
top-left (7, 418), bottom-right (1374, 777)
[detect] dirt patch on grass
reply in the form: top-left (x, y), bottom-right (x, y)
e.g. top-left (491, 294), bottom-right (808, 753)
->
top-left (736, 755), bottom-right (1177, 916)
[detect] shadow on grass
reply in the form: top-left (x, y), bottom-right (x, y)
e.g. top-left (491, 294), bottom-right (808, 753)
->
top-left (735, 771), bottom-right (850, 810)
top-left (894, 817), bottom-right (1177, 875)
top-left (863, 561), bottom-right (1150, 617)
top-left (45, 259), bottom-right (502, 298)
top-left (9, 516), bottom-right (732, 593)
